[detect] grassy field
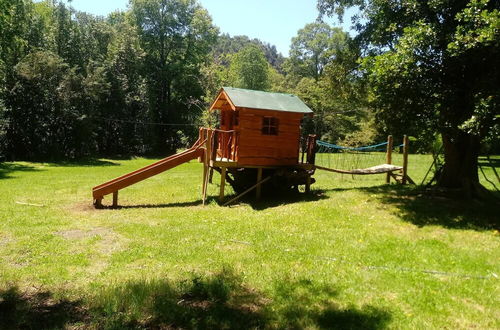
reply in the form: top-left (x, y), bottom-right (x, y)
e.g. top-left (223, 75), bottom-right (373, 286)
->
top-left (0, 153), bottom-right (499, 329)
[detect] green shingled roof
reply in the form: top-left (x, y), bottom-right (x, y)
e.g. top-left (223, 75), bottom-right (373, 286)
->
top-left (222, 87), bottom-right (313, 114)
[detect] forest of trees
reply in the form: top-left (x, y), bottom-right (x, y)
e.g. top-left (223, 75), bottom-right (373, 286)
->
top-left (1, 0), bottom-right (499, 194)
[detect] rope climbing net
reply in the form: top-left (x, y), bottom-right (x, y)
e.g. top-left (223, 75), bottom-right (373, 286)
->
top-left (315, 138), bottom-right (406, 176)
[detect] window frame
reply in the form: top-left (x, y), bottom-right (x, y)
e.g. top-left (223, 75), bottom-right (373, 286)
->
top-left (262, 116), bottom-right (279, 136)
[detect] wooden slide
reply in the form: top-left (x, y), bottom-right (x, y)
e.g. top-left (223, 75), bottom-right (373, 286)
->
top-left (92, 143), bottom-right (204, 207)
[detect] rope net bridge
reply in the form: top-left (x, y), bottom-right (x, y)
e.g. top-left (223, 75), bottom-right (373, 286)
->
top-left (312, 135), bottom-right (414, 184)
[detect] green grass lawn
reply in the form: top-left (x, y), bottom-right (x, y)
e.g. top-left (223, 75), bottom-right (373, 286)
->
top-left (0, 154), bottom-right (499, 329)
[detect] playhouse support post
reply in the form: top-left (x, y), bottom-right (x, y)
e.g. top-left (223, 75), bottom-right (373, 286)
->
top-left (256, 167), bottom-right (263, 200)
top-left (112, 191), bottom-right (118, 208)
top-left (202, 164), bottom-right (207, 201)
top-left (402, 135), bottom-right (409, 185)
top-left (386, 135), bottom-right (393, 184)
top-left (219, 167), bottom-right (226, 202)
top-left (305, 174), bottom-right (311, 193)
top-left (201, 130), bottom-right (207, 196)
top-left (202, 129), bottom-right (212, 205)
top-left (306, 134), bottom-right (317, 165)
top-left (209, 168), bottom-right (214, 184)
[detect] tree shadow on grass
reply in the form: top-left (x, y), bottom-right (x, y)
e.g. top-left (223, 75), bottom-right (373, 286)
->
top-left (271, 278), bottom-right (391, 329)
top-left (0, 287), bottom-right (88, 329)
top-left (0, 162), bottom-right (41, 179)
top-left (94, 268), bottom-right (268, 329)
top-left (45, 158), bottom-right (119, 167)
top-left (331, 184), bottom-right (499, 231)
top-left (0, 269), bottom-right (391, 329)
top-left (98, 191), bottom-right (328, 211)
top-left (230, 189), bottom-right (330, 211)
top-left (96, 198), bottom-right (215, 209)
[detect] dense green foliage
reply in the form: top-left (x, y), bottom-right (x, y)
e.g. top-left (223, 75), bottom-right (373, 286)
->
top-left (227, 45), bottom-right (270, 90)
top-left (0, 0), bottom-right (379, 161)
top-left (318, 0), bottom-right (500, 191)
top-left (0, 0), bottom-right (218, 159)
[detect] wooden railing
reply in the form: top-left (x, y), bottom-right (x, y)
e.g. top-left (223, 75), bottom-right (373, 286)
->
top-left (213, 128), bottom-right (238, 161)
top-left (300, 134), bottom-right (317, 165)
top-left (199, 128), bottom-right (239, 162)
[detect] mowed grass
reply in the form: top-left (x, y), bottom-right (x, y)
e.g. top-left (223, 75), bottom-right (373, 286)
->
top-left (0, 154), bottom-right (499, 328)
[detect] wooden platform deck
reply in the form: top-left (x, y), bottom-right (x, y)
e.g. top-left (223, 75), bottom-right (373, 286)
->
top-left (210, 157), bottom-right (314, 170)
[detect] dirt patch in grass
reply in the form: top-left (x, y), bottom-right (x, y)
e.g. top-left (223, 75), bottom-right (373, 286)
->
top-left (55, 227), bottom-right (129, 255)
top-left (67, 201), bottom-right (97, 213)
top-left (56, 228), bottom-right (110, 240)
top-left (55, 228), bottom-right (129, 276)
top-left (0, 235), bottom-right (13, 247)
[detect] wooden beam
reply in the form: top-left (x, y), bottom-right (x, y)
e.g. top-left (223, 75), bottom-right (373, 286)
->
top-left (402, 135), bottom-right (409, 185)
top-left (202, 164), bottom-right (208, 203)
top-left (315, 164), bottom-right (402, 175)
top-left (209, 89), bottom-right (224, 111)
top-left (202, 130), bottom-right (212, 205)
top-left (405, 174), bottom-right (415, 185)
top-left (209, 168), bottom-right (214, 184)
top-left (201, 129), bottom-right (208, 202)
top-left (112, 191), bottom-right (118, 207)
top-left (223, 176), bottom-right (272, 206)
top-left (386, 135), bottom-right (393, 184)
top-left (221, 90), bottom-right (236, 110)
top-left (256, 168), bottom-right (263, 200)
top-left (94, 198), bottom-right (103, 209)
top-left (219, 167), bottom-right (226, 202)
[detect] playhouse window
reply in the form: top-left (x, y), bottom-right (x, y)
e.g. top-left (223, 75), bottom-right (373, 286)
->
top-left (262, 117), bottom-right (278, 135)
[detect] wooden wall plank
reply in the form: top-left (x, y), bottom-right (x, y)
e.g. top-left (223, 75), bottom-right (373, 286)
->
top-left (234, 106), bottom-right (304, 166)
top-left (238, 146), bottom-right (298, 157)
top-left (238, 157), bottom-right (299, 166)
top-left (238, 136), bottom-right (300, 148)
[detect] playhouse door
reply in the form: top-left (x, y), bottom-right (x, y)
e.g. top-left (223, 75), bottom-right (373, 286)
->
top-left (227, 111), bottom-right (234, 130)
top-left (220, 110), bottom-right (234, 130)
top-left (218, 110), bottom-right (237, 160)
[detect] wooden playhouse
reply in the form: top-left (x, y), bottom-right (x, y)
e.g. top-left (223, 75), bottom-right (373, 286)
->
top-left (92, 87), bottom-right (317, 207)
top-left (92, 86), bottom-right (410, 207)
top-left (203, 87), bottom-right (317, 202)
top-left (210, 87), bottom-right (313, 166)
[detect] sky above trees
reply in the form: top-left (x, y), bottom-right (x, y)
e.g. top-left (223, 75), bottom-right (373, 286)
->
top-left (44, 0), bottom-right (356, 55)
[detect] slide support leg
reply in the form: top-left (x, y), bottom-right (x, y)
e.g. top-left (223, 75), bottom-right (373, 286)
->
top-left (112, 191), bottom-right (118, 208)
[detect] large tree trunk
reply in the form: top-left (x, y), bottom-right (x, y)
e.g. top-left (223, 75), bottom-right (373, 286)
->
top-left (438, 131), bottom-right (484, 197)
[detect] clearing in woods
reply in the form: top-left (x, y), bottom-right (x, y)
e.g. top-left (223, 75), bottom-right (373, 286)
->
top-left (0, 154), bottom-right (498, 328)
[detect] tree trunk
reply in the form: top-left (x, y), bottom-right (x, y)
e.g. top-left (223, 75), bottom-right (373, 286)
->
top-left (438, 131), bottom-right (484, 197)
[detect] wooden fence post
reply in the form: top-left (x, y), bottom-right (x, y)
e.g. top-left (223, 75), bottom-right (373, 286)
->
top-left (402, 135), bottom-right (409, 184)
top-left (386, 135), bottom-right (393, 184)
top-left (307, 134), bottom-right (317, 165)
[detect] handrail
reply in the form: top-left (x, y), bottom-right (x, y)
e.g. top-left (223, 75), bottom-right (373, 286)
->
top-left (199, 127), bottom-right (239, 162)
top-left (212, 128), bottom-right (236, 134)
